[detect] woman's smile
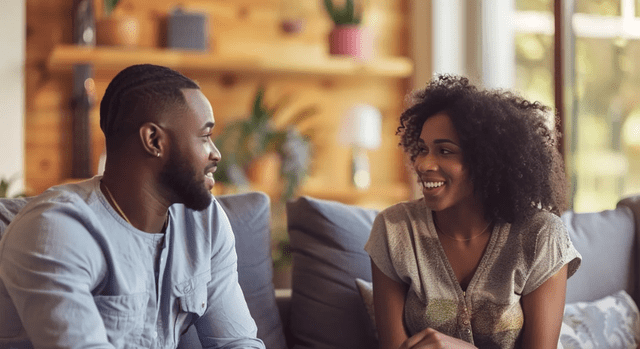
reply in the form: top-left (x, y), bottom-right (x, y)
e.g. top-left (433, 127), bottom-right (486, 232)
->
top-left (414, 112), bottom-right (476, 213)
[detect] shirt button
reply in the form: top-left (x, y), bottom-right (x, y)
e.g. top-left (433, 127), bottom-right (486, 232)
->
top-left (201, 302), bottom-right (205, 308)
top-left (153, 331), bottom-right (158, 338)
top-left (463, 320), bottom-right (470, 325)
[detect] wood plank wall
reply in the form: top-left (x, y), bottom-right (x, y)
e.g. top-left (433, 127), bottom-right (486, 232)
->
top-left (25, 0), bottom-right (413, 208)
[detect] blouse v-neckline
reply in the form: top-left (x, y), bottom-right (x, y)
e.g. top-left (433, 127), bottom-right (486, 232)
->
top-left (424, 203), bottom-right (501, 298)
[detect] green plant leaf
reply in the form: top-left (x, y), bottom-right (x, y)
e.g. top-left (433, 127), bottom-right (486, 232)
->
top-left (0, 179), bottom-right (8, 198)
top-left (323, 0), bottom-right (361, 25)
top-left (346, 0), bottom-right (354, 21)
top-left (104, 0), bottom-right (120, 17)
top-left (251, 87), bottom-right (266, 121)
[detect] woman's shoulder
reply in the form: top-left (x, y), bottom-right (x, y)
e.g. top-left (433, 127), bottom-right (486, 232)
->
top-left (377, 197), bottom-right (426, 220)
top-left (511, 210), bottom-right (566, 238)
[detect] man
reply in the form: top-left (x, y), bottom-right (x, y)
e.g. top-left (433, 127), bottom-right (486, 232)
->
top-left (0, 64), bottom-right (265, 348)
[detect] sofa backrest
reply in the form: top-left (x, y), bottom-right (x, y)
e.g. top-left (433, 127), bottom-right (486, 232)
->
top-left (0, 193), bottom-right (286, 349)
top-left (561, 202), bottom-right (638, 304)
top-left (287, 196), bottom-right (379, 349)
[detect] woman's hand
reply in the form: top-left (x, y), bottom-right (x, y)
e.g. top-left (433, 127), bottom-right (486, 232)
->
top-left (399, 328), bottom-right (477, 349)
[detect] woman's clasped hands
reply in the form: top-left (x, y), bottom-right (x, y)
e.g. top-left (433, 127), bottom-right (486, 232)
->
top-left (399, 328), bottom-right (477, 349)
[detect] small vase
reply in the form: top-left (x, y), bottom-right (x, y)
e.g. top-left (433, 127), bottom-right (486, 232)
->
top-left (328, 25), bottom-right (373, 61)
top-left (96, 15), bottom-right (140, 47)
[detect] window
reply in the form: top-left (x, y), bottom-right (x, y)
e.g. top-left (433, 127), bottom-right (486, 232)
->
top-left (515, 0), bottom-right (640, 212)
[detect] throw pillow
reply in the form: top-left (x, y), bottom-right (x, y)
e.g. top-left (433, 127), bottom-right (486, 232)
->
top-left (559, 290), bottom-right (640, 349)
top-left (355, 278), bottom-right (376, 335)
top-left (287, 196), bottom-right (379, 349)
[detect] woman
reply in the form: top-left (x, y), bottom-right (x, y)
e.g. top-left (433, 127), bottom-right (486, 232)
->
top-left (365, 75), bottom-right (581, 349)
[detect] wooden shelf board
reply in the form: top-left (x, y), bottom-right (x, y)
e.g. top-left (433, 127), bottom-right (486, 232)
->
top-left (47, 45), bottom-right (414, 78)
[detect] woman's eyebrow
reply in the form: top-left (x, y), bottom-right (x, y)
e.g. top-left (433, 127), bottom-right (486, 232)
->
top-left (434, 139), bottom-right (459, 146)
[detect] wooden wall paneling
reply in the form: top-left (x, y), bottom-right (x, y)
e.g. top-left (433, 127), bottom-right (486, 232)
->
top-left (26, 0), bottom-right (415, 209)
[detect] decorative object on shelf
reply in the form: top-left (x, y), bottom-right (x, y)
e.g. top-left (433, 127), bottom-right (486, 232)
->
top-left (73, 0), bottom-right (96, 47)
top-left (95, 0), bottom-right (140, 47)
top-left (323, 0), bottom-right (373, 60)
top-left (214, 86), bottom-right (316, 202)
top-left (167, 8), bottom-right (208, 51)
top-left (72, 0), bottom-right (96, 179)
top-left (339, 104), bottom-right (382, 190)
top-left (279, 0), bottom-right (314, 34)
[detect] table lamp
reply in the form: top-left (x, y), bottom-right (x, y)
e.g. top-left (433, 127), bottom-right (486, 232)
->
top-left (339, 104), bottom-right (382, 190)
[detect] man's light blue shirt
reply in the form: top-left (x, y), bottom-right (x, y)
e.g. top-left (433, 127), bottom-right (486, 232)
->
top-left (0, 177), bottom-right (265, 349)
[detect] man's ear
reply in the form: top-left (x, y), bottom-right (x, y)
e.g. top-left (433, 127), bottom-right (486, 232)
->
top-left (139, 122), bottom-right (165, 158)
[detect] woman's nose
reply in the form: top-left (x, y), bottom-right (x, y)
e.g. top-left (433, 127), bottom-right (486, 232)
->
top-left (415, 154), bottom-right (438, 172)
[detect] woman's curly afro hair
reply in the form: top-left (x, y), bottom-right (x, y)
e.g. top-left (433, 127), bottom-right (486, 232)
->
top-left (397, 75), bottom-right (567, 224)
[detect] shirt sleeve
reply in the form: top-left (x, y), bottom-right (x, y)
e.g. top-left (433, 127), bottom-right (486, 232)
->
top-left (193, 200), bottom-right (265, 349)
top-left (364, 211), bottom-right (403, 283)
top-left (522, 213), bottom-right (582, 296)
top-left (0, 200), bottom-right (115, 348)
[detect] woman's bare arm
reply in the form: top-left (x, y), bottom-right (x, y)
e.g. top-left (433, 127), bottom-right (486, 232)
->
top-left (372, 259), bottom-right (409, 349)
top-left (521, 264), bottom-right (568, 349)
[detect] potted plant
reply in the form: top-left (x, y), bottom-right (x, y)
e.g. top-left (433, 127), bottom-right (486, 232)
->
top-left (0, 175), bottom-right (25, 198)
top-left (323, 0), bottom-right (373, 60)
top-left (214, 87), bottom-right (316, 286)
top-left (95, 0), bottom-right (140, 47)
top-left (214, 86), bottom-right (315, 202)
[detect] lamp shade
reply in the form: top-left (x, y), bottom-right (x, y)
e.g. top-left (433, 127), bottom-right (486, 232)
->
top-left (338, 104), bottom-right (382, 149)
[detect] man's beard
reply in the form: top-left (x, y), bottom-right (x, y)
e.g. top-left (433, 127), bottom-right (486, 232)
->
top-left (159, 147), bottom-right (212, 211)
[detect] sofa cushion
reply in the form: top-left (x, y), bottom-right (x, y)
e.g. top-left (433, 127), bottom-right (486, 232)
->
top-left (562, 206), bottom-right (636, 304)
top-left (559, 290), bottom-right (640, 349)
top-left (178, 192), bottom-right (287, 349)
top-left (287, 196), bottom-right (379, 349)
top-left (0, 193), bottom-right (286, 349)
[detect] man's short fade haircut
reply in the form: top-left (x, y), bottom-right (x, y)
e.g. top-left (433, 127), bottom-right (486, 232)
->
top-left (100, 64), bottom-right (200, 145)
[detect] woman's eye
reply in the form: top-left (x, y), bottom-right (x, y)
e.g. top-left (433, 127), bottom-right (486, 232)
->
top-left (441, 148), bottom-right (452, 154)
top-left (203, 133), bottom-right (212, 140)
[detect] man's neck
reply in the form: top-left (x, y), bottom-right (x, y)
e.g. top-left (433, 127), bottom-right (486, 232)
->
top-left (100, 172), bottom-right (170, 234)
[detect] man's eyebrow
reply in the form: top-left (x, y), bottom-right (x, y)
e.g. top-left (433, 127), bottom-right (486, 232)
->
top-left (201, 122), bottom-right (214, 130)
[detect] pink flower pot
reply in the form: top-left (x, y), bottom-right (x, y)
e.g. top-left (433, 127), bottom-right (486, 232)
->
top-left (328, 25), bottom-right (373, 61)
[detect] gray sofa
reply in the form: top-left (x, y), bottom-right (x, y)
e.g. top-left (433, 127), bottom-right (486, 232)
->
top-left (2, 192), bottom-right (640, 348)
top-left (277, 195), bottom-right (640, 349)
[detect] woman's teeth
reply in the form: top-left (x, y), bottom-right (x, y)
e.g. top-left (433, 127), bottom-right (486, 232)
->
top-left (424, 181), bottom-right (444, 189)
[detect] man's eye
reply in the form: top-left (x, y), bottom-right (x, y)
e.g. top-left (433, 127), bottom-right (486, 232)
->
top-left (441, 148), bottom-right (452, 154)
top-left (203, 133), bottom-right (212, 139)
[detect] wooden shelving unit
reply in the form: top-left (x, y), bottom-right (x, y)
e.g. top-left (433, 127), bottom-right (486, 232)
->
top-left (48, 45), bottom-right (414, 78)
top-left (48, 44), bottom-right (414, 206)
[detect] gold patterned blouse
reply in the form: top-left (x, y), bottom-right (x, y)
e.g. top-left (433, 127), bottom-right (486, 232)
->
top-left (364, 198), bottom-right (581, 349)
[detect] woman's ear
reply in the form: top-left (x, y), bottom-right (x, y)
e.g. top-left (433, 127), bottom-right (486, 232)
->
top-left (139, 122), bottom-right (165, 158)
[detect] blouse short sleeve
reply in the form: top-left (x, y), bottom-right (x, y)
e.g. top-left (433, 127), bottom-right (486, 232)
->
top-left (364, 211), bottom-right (403, 284)
top-left (522, 213), bottom-right (582, 296)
